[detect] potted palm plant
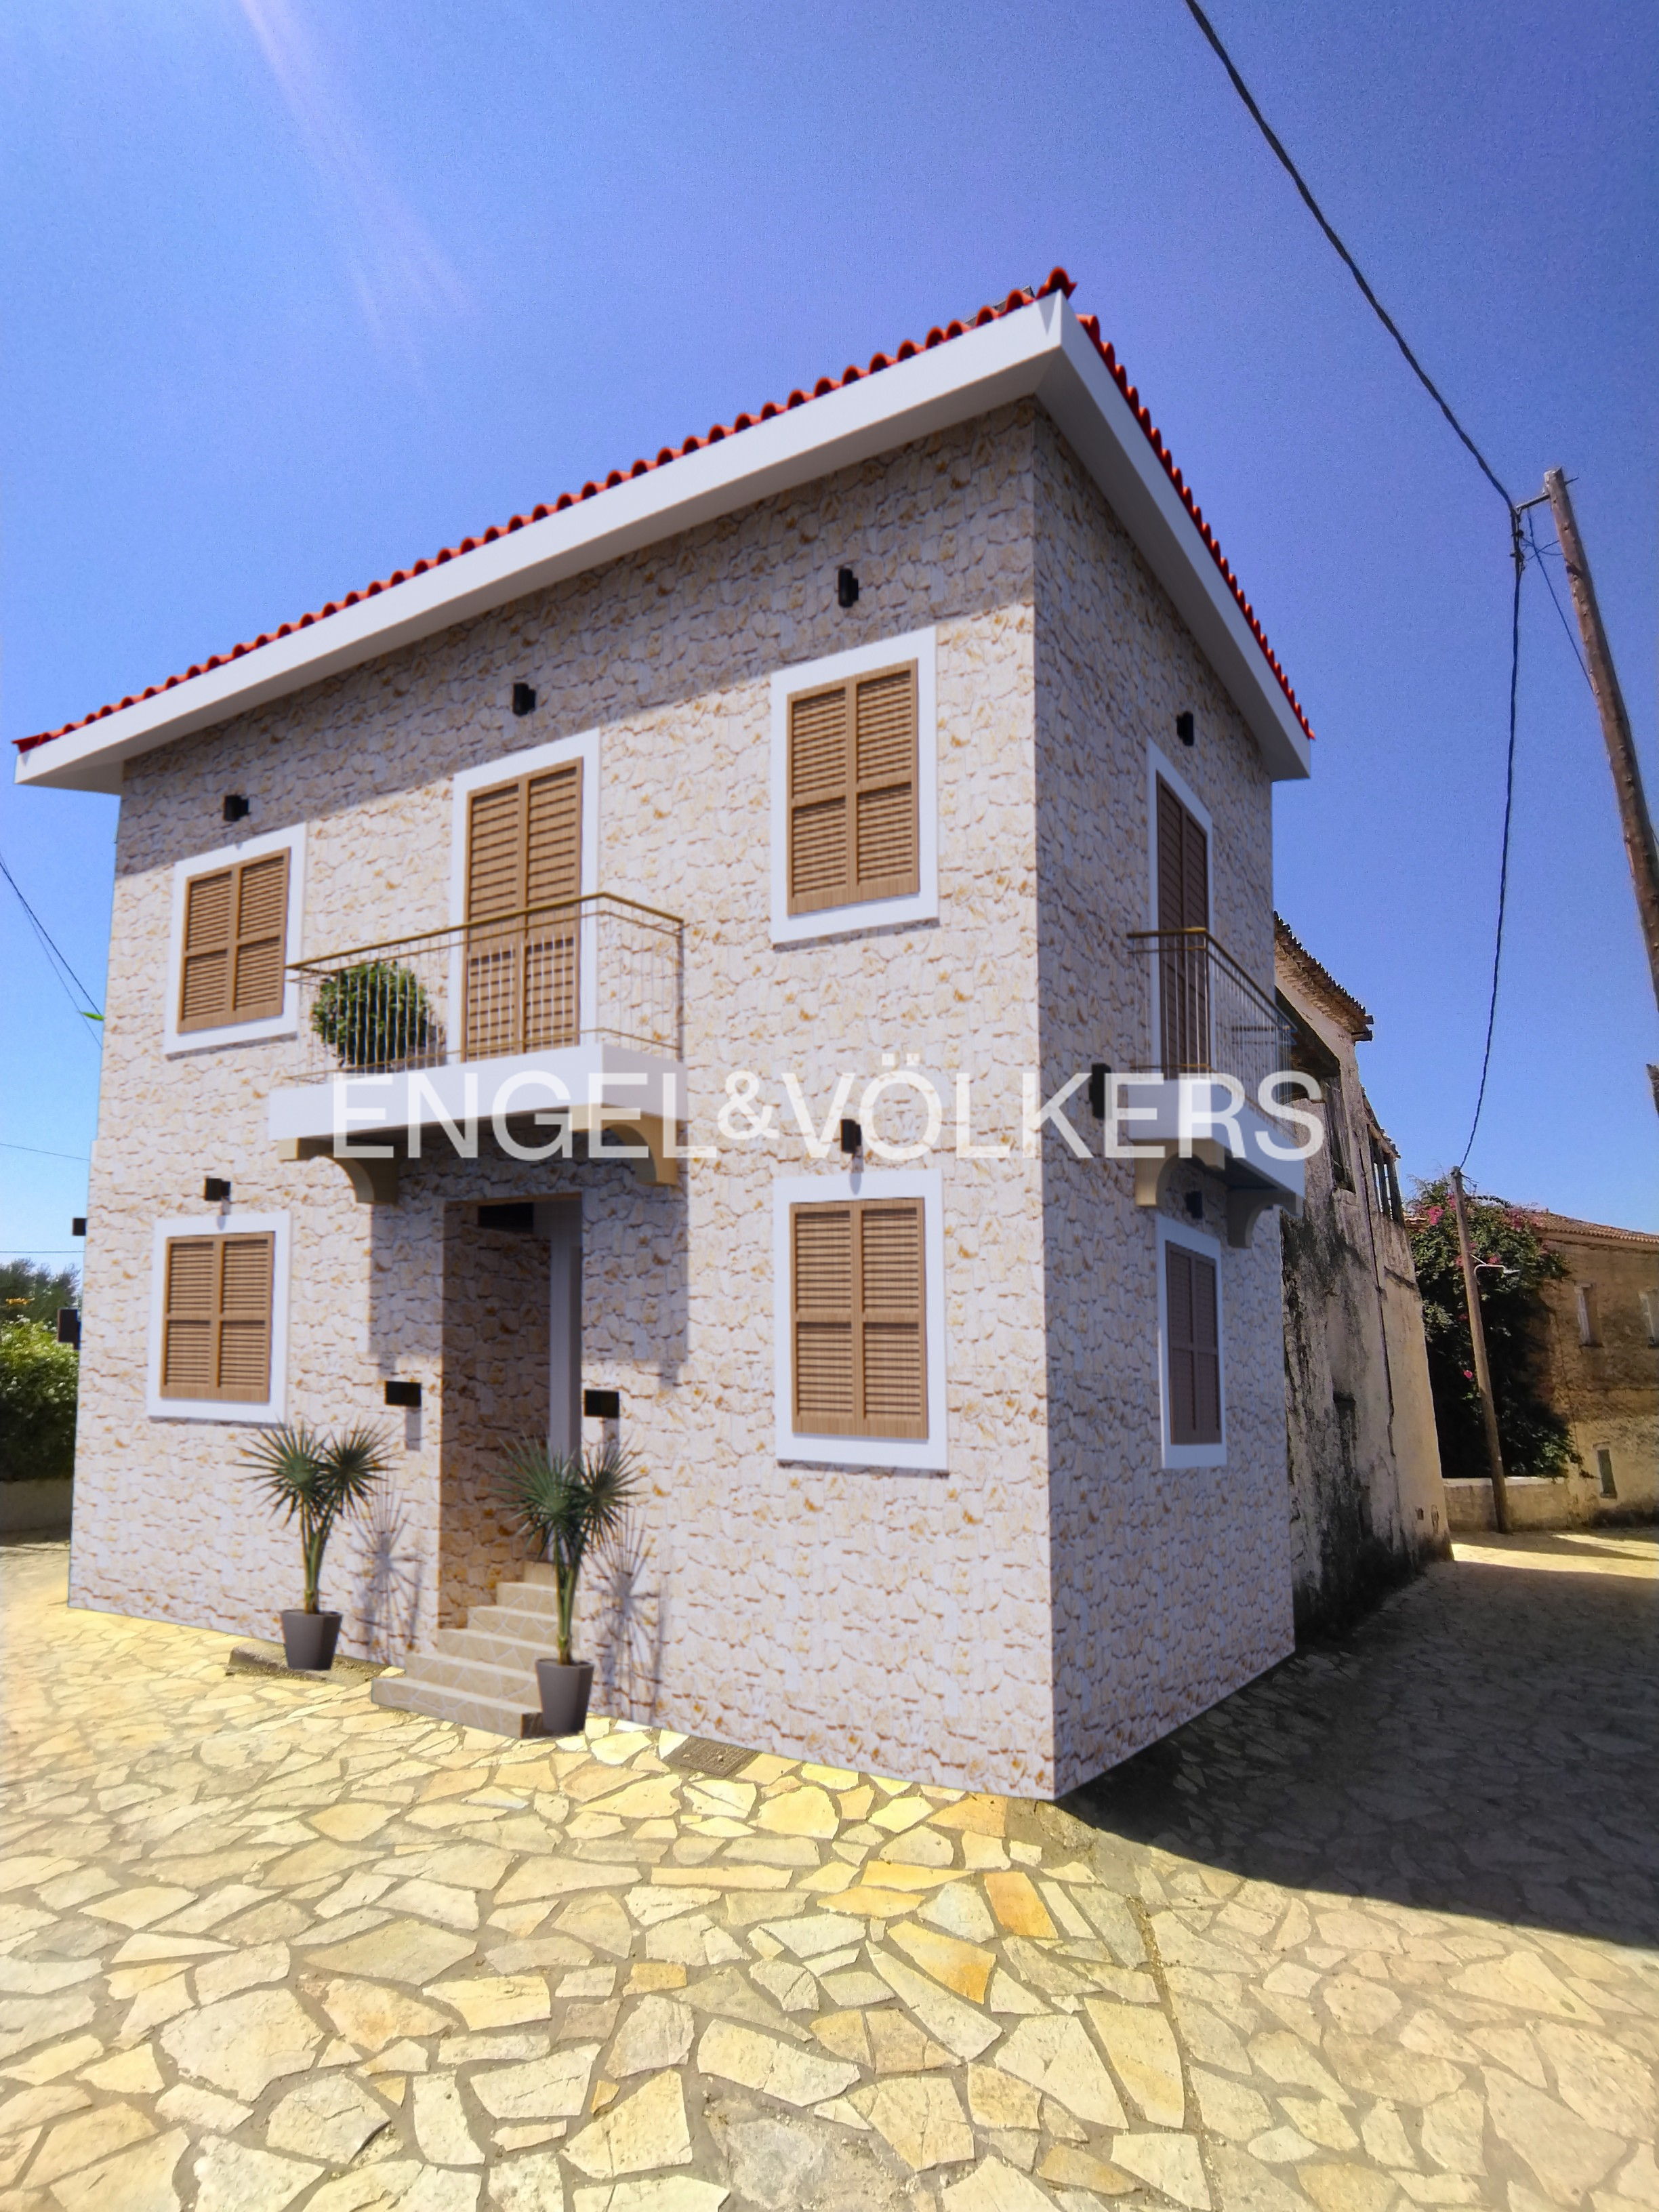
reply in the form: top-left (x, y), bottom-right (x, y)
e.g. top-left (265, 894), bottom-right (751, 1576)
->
top-left (501, 1437), bottom-right (639, 1736)
top-left (244, 1422), bottom-right (392, 1670)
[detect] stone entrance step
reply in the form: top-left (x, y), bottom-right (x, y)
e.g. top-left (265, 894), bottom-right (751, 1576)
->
top-left (370, 1563), bottom-right (565, 1737)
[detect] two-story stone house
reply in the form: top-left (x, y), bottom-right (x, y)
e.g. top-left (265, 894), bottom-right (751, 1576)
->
top-left (16, 272), bottom-right (1315, 1799)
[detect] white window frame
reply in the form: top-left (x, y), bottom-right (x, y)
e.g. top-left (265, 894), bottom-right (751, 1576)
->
top-left (773, 1166), bottom-right (947, 1472)
top-left (449, 730), bottom-right (600, 1045)
top-left (1155, 1213), bottom-right (1227, 1470)
top-left (146, 1211), bottom-right (291, 1425)
top-left (163, 824), bottom-right (306, 1056)
top-left (770, 627), bottom-right (939, 945)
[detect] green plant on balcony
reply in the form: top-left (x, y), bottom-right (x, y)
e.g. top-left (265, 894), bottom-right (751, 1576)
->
top-left (310, 960), bottom-right (434, 1069)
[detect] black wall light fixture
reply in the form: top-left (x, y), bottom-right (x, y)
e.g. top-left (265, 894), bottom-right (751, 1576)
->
top-left (57, 1309), bottom-right (81, 1349)
top-left (477, 1201), bottom-right (536, 1232)
top-left (203, 1177), bottom-right (232, 1204)
top-left (837, 567), bottom-right (860, 609)
top-left (512, 683), bottom-right (537, 717)
top-left (384, 1379), bottom-right (422, 1409)
top-left (71, 1217), bottom-right (87, 1237)
top-left (1176, 712), bottom-right (1195, 748)
top-left (222, 794), bottom-right (250, 821)
top-left (583, 1388), bottom-right (621, 1419)
top-left (840, 1118), bottom-right (863, 1156)
top-left (1088, 1063), bottom-right (1111, 1121)
top-left (1185, 1190), bottom-right (1205, 1221)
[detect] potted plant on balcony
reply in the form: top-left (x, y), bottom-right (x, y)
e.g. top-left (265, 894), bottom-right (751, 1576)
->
top-left (501, 1437), bottom-right (639, 1736)
top-left (311, 960), bottom-right (434, 1071)
top-left (244, 1422), bottom-right (392, 1670)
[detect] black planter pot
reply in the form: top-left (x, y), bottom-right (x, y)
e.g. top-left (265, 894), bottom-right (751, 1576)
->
top-left (535, 1658), bottom-right (594, 1737)
top-left (280, 1610), bottom-right (342, 1672)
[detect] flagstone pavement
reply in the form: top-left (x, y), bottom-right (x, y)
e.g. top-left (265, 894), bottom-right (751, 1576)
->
top-left (1, 1529), bottom-right (1654, 2212)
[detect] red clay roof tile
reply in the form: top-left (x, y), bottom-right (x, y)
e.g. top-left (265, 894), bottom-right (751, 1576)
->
top-left (16, 270), bottom-right (1313, 754)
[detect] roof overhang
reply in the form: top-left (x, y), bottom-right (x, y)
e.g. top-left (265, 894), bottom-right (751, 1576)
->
top-left (16, 294), bottom-right (1311, 794)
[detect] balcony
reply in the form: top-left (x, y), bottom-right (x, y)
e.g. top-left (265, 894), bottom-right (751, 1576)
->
top-left (266, 894), bottom-right (686, 1197)
top-left (1119, 928), bottom-right (1305, 1244)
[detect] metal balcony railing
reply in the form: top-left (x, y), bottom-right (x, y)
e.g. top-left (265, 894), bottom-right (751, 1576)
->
top-left (1126, 928), bottom-right (1295, 1101)
top-left (288, 893), bottom-right (683, 1084)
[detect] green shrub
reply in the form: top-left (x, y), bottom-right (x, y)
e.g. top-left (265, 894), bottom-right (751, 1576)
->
top-left (0, 1319), bottom-right (79, 1485)
top-left (310, 961), bottom-right (434, 1069)
top-left (1, 1259), bottom-right (79, 1328)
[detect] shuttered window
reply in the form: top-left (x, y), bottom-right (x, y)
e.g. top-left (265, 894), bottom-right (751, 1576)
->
top-left (1166, 1242), bottom-right (1221, 1448)
top-left (178, 851), bottom-right (290, 1031)
top-left (792, 1198), bottom-right (926, 1439)
top-left (1155, 781), bottom-right (1210, 1074)
top-left (160, 1233), bottom-right (274, 1402)
top-left (787, 663), bottom-right (919, 916)
top-left (464, 762), bottom-right (583, 1057)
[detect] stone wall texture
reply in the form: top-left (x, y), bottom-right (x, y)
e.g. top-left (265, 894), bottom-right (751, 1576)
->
top-left (68, 396), bottom-right (1300, 1797)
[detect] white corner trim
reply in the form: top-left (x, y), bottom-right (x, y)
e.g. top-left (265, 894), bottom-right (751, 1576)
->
top-left (773, 1165), bottom-right (947, 1473)
top-left (769, 628), bottom-right (939, 946)
top-left (162, 823), bottom-right (307, 1057)
top-left (146, 1212), bottom-right (290, 1426)
top-left (1155, 1213), bottom-right (1227, 1471)
top-left (447, 729), bottom-right (600, 922)
top-left (1145, 743), bottom-right (1214, 933)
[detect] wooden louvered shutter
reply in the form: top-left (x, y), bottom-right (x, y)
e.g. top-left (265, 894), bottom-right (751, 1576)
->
top-left (792, 1199), bottom-right (927, 1439)
top-left (793, 1205), bottom-right (855, 1432)
top-left (179, 869), bottom-right (234, 1030)
top-left (217, 1235), bottom-right (274, 1400)
top-left (160, 1232), bottom-right (273, 1401)
top-left (523, 763), bottom-right (582, 1048)
top-left (466, 779), bottom-right (527, 1059)
top-left (231, 852), bottom-right (289, 1019)
top-left (787, 663), bottom-right (918, 916)
top-left (161, 1238), bottom-right (217, 1395)
top-left (857, 1200), bottom-right (926, 1437)
top-left (1156, 781), bottom-right (1210, 1073)
top-left (1166, 1242), bottom-right (1221, 1447)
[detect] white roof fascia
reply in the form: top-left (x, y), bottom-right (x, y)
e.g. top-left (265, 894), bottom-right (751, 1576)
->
top-left (17, 293), bottom-right (1309, 792)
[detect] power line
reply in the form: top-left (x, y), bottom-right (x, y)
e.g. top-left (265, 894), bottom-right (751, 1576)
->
top-left (1180, 0), bottom-right (1516, 511)
top-left (0, 1141), bottom-right (91, 1163)
top-left (0, 848), bottom-right (104, 1042)
top-left (1525, 513), bottom-right (1595, 690)
top-left (1458, 524), bottom-right (1525, 1168)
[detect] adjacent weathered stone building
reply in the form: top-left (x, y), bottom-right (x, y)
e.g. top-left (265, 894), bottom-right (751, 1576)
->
top-left (1275, 921), bottom-right (1446, 1632)
top-left (18, 276), bottom-right (1317, 1797)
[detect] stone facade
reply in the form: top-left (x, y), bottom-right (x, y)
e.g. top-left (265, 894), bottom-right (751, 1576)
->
top-left (64, 394), bottom-right (1300, 1797)
top-left (1275, 923), bottom-right (1447, 1634)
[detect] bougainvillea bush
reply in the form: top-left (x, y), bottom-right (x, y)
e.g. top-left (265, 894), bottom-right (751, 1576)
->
top-left (1407, 1179), bottom-right (1574, 1481)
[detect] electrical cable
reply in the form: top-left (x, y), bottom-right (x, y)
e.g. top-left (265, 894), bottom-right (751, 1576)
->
top-left (0, 849), bottom-right (104, 1038)
top-left (1179, 0), bottom-right (1536, 1170)
top-left (1458, 525), bottom-right (1525, 1168)
top-left (0, 1141), bottom-right (91, 1162)
top-left (1525, 513), bottom-right (1595, 691)
top-left (1180, 0), bottom-right (1517, 511)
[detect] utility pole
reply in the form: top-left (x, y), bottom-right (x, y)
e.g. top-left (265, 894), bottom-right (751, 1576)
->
top-left (1544, 468), bottom-right (1659, 1012)
top-left (1450, 1166), bottom-right (1510, 1535)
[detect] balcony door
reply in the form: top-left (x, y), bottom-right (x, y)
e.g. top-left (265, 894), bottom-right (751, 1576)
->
top-left (464, 762), bottom-right (583, 1059)
top-left (1155, 778), bottom-right (1210, 1075)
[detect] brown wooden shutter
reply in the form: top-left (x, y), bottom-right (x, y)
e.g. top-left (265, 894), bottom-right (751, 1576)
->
top-left (179, 851), bottom-right (290, 1033)
top-left (1155, 781), bottom-right (1210, 1073)
top-left (179, 869), bottom-right (234, 1030)
top-left (231, 851), bottom-right (289, 1019)
top-left (466, 764), bottom-right (582, 1055)
top-left (792, 1197), bottom-right (926, 1439)
top-left (1166, 1241), bottom-right (1221, 1447)
top-left (787, 663), bottom-right (918, 916)
top-left (160, 1232), bottom-right (273, 1401)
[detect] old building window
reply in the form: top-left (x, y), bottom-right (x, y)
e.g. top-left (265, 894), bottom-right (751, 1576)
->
top-left (159, 1232), bottom-right (273, 1401)
top-left (786, 664), bottom-right (919, 917)
top-left (1643, 1289), bottom-right (1659, 1347)
top-left (1369, 1137), bottom-right (1404, 1225)
top-left (1574, 1284), bottom-right (1600, 1347)
top-left (165, 827), bottom-right (304, 1054)
top-left (1596, 1447), bottom-right (1618, 1498)
top-left (790, 1197), bottom-right (926, 1440)
top-left (769, 630), bottom-right (939, 945)
top-left (1158, 1220), bottom-right (1225, 1467)
top-left (1324, 1074), bottom-right (1353, 1189)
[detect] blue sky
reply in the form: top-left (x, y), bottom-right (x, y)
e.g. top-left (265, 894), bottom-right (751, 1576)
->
top-left (3, 0), bottom-right (1655, 1275)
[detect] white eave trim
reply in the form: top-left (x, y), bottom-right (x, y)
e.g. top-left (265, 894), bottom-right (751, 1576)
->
top-left (16, 295), bottom-right (1311, 794)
